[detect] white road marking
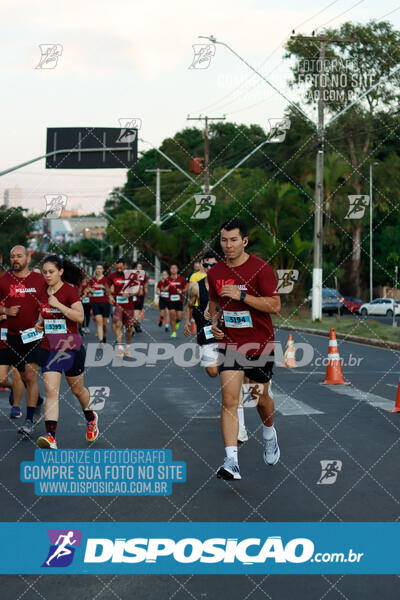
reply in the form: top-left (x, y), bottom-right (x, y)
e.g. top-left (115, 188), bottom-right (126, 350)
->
top-left (272, 392), bottom-right (324, 416)
top-left (325, 385), bottom-right (394, 410)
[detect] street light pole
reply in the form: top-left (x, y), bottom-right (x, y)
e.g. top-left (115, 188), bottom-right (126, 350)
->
top-left (145, 168), bottom-right (172, 302)
top-left (369, 162), bottom-right (378, 302)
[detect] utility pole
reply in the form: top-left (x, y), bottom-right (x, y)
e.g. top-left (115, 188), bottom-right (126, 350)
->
top-left (290, 34), bottom-right (355, 320)
top-left (145, 168), bottom-right (171, 301)
top-left (187, 115), bottom-right (225, 193)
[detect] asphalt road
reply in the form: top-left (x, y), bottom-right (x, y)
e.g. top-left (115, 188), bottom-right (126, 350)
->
top-left (1, 310), bottom-right (400, 598)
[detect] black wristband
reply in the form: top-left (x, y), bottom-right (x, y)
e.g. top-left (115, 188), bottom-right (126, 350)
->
top-left (240, 291), bottom-right (247, 302)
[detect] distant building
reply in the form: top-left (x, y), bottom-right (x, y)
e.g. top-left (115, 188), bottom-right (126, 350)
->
top-left (3, 186), bottom-right (22, 208)
top-left (38, 216), bottom-right (107, 246)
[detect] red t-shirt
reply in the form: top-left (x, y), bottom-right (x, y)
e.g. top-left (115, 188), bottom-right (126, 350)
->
top-left (108, 270), bottom-right (137, 309)
top-left (166, 275), bottom-right (187, 301)
top-left (40, 283), bottom-right (82, 350)
top-left (88, 276), bottom-right (109, 303)
top-left (157, 279), bottom-right (170, 299)
top-left (0, 300), bottom-right (7, 349)
top-left (207, 254), bottom-right (278, 356)
top-left (0, 271), bottom-right (47, 335)
top-left (135, 270), bottom-right (147, 296)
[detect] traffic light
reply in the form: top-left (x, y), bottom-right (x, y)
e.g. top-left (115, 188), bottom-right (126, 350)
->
top-left (189, 157), bottom-right (204, 174)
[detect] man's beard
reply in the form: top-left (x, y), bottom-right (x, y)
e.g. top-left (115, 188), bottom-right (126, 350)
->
top-left (12, 262), bottom-right (27, 272)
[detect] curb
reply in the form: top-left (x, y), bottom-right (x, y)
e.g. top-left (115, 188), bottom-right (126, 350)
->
top-left (276, 324), bottom-right (400, 351)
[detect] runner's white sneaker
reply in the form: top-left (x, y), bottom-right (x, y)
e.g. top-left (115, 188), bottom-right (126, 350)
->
top-left (116, 345), bottom-right (124, 358)
top-left (238, 425), bottom-right (248, 444)
top-left (263, 429), bottom-right (280, 466)
top-left (216, 457), bottom-right (241, 480)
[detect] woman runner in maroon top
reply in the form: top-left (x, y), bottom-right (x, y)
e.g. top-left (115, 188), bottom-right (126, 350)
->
top-left (35, 255), bottom-right (99, 449)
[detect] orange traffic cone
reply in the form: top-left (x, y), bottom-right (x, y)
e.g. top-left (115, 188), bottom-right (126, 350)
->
top-left (320, 328), bottom-right (350, 385)
top-left (190, 319), bottom-right (197, 335)
top-left (141, 309), bottom-right (145, 319)
top-left (388, 382), bottom-right (400, 413)
top-left (283, 334), bottom-right (298, 368)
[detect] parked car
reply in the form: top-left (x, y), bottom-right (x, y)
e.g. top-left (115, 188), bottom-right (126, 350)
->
top-left (342, 296), bottom-right (363, 314)
top-left (308, 288), bottom-right (344, 316)
top-left (359, 298), bottom-right (400, 317)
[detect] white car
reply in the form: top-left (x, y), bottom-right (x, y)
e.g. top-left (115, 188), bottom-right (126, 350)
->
top-left (359, 298), bottom-right (400, 317)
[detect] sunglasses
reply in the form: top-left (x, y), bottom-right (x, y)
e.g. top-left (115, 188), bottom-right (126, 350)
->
top-left (202, 262), bottom-right (216, 268)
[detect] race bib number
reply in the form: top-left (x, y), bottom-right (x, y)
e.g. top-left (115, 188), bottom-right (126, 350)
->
top-left (21, 328), bottom-right (43, 344)
top-left (116, 296), bottom-right (129, 304)
top-left (81, 297), bottom-right (90, 304)
top-left (92, 290), bottom-right (104, 297)
top-left (44, 319), bottom-right (67, 334)
top-left (1, 328), bottom-right (7, 341)
top-left (170, 294), bottom-right (180, 302)
top-left (203, 325), bottom-right (214, 340)
top-left (160, 291), bottom-right (169, 298)
top-left (223, 310), bottom-right (253, 328)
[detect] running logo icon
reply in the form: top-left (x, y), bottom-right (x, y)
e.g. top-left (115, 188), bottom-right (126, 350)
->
top-left (188, 44), bottom-right (216, 69)
top-left (191, 195), bottom-right (216, 219)
top-left (88, 386), bottom-right (110, 411)
top-left (317, 460), bottom-right (343, 485)
top-left (35, 44), bottom-right (63, 69)
top-left (275, 270), bottom-right (299, 294)
top-left (42, 529), bottom-right (82, 567)
top-left (116, 119), bottom-right (141, 144)
top-left (345, 195), bottom-right (369, 219)
top-left (43, 194), bottom-right (67, 219)
top-left (267, 118), bottom-right (291, 143)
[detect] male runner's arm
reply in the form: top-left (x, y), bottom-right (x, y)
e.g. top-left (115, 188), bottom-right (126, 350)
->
top-left (108, 283), bottom-right (115, 305)
top-left (184, 282), bottom-right (198, 336)
top-left (0, 280), bottom-right (20, 317)
top-left (219, 285), bottom-right (280, 314)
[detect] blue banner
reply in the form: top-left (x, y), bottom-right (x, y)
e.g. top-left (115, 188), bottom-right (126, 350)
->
top-left (0, 522), bottom-right (398, 574)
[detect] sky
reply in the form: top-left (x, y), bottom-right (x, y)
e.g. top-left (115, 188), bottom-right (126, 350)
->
top-left (0, 0), bottom-right (399, 215)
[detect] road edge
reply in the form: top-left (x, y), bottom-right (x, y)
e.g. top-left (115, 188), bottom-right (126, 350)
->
top-left (276, 324), bottom-right (400, 351)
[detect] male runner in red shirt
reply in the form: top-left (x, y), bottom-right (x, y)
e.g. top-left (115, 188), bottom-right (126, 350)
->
top-left (166, 264), bottom-right (188, 338)
top-left (0, 246), bottom-right (47, 436)
top-left (208, 219), bottom-right (281, 480)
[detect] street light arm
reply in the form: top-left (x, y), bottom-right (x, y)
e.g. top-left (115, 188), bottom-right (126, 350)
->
top-left (140, 138), bottom-right (201, 186)
top-left (199, 36), bottom-right (316, 128)
top-left (0, 147), bottom-right (132, 177)
top-left (114, 192), bottom-right (155, 224)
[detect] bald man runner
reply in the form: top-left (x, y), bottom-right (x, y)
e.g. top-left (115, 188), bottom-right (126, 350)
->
top-left (0, 246), bottom-right (47, 436)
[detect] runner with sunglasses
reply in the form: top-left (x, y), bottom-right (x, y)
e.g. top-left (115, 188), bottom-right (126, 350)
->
top-left (185, 253), bottom-right (248, 444)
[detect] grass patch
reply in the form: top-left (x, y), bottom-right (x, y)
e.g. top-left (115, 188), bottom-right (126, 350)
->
top-left (273, 309), bottom-right (400, 344)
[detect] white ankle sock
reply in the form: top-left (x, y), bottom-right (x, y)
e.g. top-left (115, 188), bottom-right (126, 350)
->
top-left (263, 425), bottom-right (276, 440)
top-left (225, 446), bottom-right (238, 462)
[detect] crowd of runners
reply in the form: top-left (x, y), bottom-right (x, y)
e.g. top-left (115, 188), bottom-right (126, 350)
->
top-left (0, 218), bottom-right (281, 480)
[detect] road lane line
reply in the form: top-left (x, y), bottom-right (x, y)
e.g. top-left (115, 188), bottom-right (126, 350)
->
top-left (325, 385), bottom-right (394, 410)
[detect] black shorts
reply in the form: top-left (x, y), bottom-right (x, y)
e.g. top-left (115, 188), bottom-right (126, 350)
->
top-left (39, 345), bottom-right (86, 376)
top-left (92, 302), bottom-right (111, 318)
top-left (168, 300), bottom-right (183, 312)
top-left (159, 297), bottom-right (169, 310)
top-left (0, 335), bottom-right (40, 372)
top-left (218, 350), bottom-right (274, 383)
top-left (135, 296), bottom-right (144, 310)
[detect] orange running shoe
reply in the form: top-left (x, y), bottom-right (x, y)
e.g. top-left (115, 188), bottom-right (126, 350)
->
top-left (86, 411), bottom-right (99, 442)
top-left (37, 432), bottom-right (57, 449)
